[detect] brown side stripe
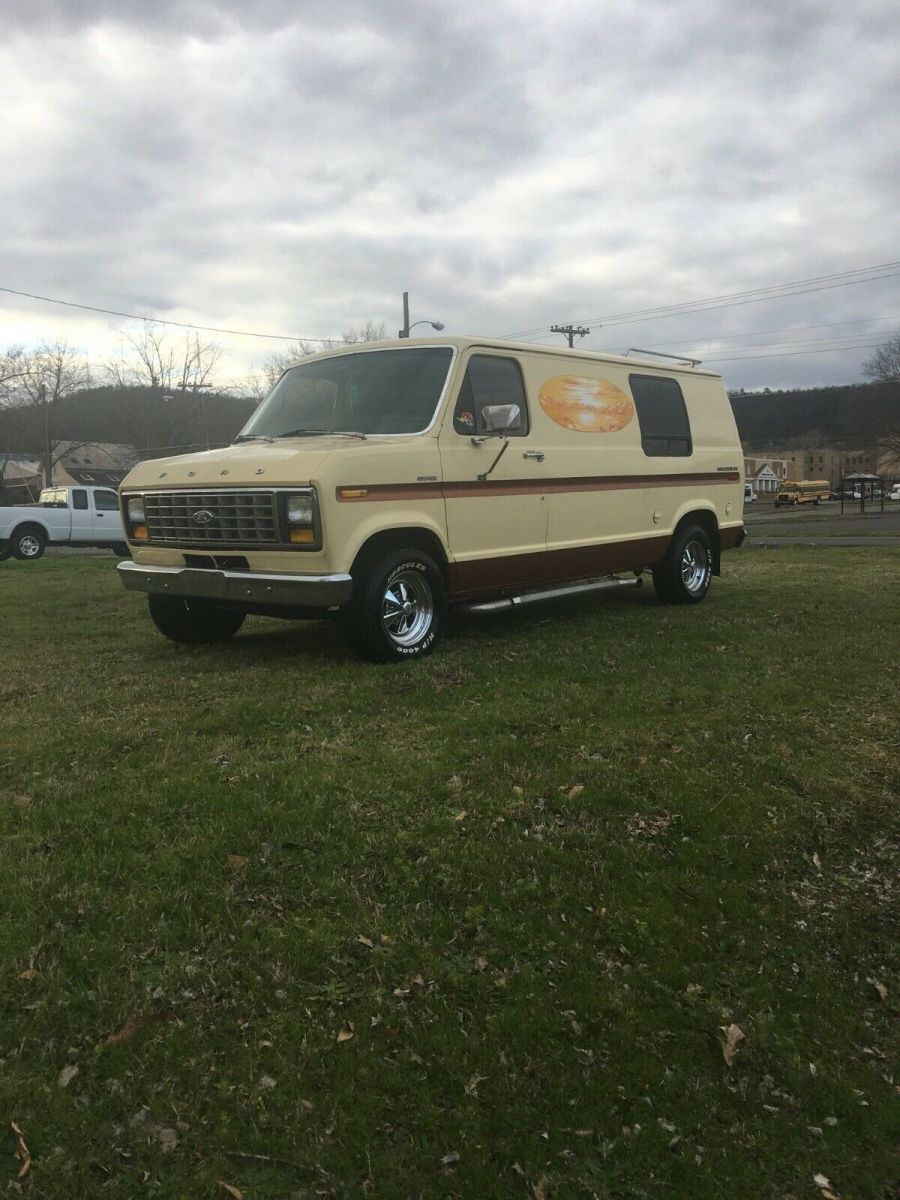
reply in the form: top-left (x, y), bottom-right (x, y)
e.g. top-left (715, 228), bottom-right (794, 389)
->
top-left (338, 472), bottom-right (740, 502)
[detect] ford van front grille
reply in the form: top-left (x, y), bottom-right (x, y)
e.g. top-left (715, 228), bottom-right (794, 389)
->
top-left (142, 489), bottom-right (280, 547)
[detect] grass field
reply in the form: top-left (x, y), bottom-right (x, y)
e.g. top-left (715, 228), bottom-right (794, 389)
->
top-left (1, 550), bottom-right (897, 1199)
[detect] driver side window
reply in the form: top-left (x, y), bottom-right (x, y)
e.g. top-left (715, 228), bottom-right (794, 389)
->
top-left (453, 355), bottom-right (529, 437)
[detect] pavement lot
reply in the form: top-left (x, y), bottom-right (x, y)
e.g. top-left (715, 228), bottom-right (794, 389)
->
top-left (744, 499), bottom-right (900, 545)
top-left (11, 500), bottom-right (900, 560)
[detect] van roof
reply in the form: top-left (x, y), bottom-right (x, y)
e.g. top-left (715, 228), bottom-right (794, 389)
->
top-left (306, 336), bottom-right (723, 379)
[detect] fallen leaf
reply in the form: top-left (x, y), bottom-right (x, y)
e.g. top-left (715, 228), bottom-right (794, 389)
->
top-left (813, 1173), bottom-right (840, 1199)
top-left (533, 1173), bottom-right (550, 1199)
top-left (106, 1013), bottom-right (148, 1045)
top-left (227, 855), bottom-right (248, 869)
top-left (378, 933), bottom-right (393, 946)
top-left (567, 785), bottom-right (584, 799)
top-left (57, 1064), bottom-right (79, 1089)
top-left (870, 978), bottom-right (888, 1001)
top-left (455, 811), bottom-right (467, 822)
top-left (17, 969), bottom-right (39, 981)
top-left (257, 1075), bottom-right (277, 1091)
top-left (440, 1150), bottom-right (460, 1167)
top-left (218, 1182), bottom-right (245, 1200)
top-left (158, 1126), bottom-right (178, 1154)
top-left (720, 1024), bottom-right (745, 1067)
top-left (812, 852), bottom-right (822, 870)
top-left (512, 785), bottom-right (524, 796)
top-left (10, 1122), bottom-right (31, 1179)
top-left (337, 1021), bottom-right (355, 1043)
top-left (356, 935), bottom-right (375, 949)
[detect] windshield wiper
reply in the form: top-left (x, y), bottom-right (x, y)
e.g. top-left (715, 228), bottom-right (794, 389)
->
top-left (233, 433), bottom-right (274, 443)
top-left (276, 429), bottom-right (367, 440)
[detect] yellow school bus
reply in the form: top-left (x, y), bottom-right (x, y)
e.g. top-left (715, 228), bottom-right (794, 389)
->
top-left (774, 479), bottom-right (830, 507)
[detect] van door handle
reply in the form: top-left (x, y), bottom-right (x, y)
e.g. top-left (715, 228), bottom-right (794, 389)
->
top-left (523, 450), bottom-right (545, 462)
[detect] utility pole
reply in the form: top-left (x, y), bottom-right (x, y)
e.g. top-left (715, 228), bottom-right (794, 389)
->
top-left (39, 382), bottom-right (52, 488)
top-left (399, 292), bottom-right (411, 338)
top-left (550, 323), bottom-right (591, 348)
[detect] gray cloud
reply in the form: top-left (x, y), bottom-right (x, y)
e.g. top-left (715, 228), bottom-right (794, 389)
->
top-left (1, 0), bottom-right (898, 390)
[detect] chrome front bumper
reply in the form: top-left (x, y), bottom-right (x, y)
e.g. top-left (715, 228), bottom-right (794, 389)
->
top-left (118, 561), bottom-right (352, 608)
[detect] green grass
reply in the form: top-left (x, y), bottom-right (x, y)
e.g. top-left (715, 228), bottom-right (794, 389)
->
top-left (1, 550), bottom-right (897, 1199)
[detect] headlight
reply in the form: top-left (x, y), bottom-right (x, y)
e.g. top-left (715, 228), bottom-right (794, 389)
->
top-left (286, 494), bottom-right (314, 524)
top-left (127, 496), bottom-right (145, 523)
top-left (280, 489), bottom-right (320, 548)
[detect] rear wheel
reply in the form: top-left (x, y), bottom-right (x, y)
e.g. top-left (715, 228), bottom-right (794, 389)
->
top-left (344, 549), bottom-right (445, 662)
top-left (112, 542), bottom-right (131, 557)
top-left (148, 594), bottom-right (246, 644)
top-left (653, 524), bottom-right (713, 606)
top-left (12, 526), bottom-right (45, 560)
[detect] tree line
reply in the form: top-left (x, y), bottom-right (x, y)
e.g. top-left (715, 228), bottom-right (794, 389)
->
top-left (2, 323), bottom-right (898, 487)
top-left (0, 321), bottom-right (385, 486)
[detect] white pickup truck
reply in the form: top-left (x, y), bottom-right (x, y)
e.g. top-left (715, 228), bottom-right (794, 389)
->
top-left (0, 484), bottom-right (129, 561)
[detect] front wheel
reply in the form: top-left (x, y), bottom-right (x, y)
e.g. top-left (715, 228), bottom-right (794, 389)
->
top-left (12, 527), bottom-right (46, 560)
top-left (344, 549), bottom-right (445, 662)
top-left (653, 525), bottom-right (713, 606)
top-left (147, 594), bottom-right (246, 644)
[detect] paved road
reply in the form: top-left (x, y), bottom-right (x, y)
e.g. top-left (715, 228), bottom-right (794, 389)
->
top-left (744, 501), bottom-right (900, 547)
top-left (14, 502), bottom-right (900, 559)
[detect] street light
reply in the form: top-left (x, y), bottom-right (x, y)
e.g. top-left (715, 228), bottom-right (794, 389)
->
top-left (398, 291), bottom-right (444, 338)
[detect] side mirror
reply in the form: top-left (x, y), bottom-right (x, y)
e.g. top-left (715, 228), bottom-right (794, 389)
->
top-left (481, 403), bottom-right (521, 434)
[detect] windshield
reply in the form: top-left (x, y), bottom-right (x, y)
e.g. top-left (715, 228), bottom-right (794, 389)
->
top-left (239, 347), bottom-right (454, 439)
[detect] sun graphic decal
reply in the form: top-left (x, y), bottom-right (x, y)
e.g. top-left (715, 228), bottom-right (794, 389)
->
top-left (538, 375), bottom-right (635, 433)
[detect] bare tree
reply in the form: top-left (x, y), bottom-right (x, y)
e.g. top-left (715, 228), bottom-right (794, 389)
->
top-left (862, 331), bottom-right (900, 384)
top-left (104, 322), bottom-right (227, 451)
top-left (6, 342), bottom-right (93, 486)
top-left (259, 321), bottom-right (386, 391)
top-left (862, 333), bottom-right (900, 462)
top-left (106, 321), bottom-right (225, 393)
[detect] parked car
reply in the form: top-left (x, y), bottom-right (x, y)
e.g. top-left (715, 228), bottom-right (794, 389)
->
top-left (0, 485), bottom-right (129, 560)
top-left (889, 484), bottom-right (900, 501)
top-left (744, 483), bottom-right (756, 504)
top-left (118, 336), bottom-right (747, 660)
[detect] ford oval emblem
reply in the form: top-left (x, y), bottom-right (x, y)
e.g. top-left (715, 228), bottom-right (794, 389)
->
top-left (191, 509), bottom-right (216, 526)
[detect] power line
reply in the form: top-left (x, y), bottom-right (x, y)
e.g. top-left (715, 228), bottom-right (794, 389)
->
top-left (636, 313), bottom-right (900, 350)
top-left (501, 260), bottom-right (900, 340)
top-left (705, 342), bottom-right (884, 364)
top-left (0, 285), bottom-right (331, 344)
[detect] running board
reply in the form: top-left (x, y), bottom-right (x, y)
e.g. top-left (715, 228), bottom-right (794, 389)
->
top-left (459, 574), bottom-right (642, 615)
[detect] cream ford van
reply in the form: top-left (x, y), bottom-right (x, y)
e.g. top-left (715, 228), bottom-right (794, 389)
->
top-left (118, 337), bottom-right (746, 661)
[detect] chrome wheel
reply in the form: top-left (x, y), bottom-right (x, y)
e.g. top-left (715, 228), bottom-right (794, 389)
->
top-left (381, 569), bottom-right (434, 648)
top-left (680, 538), bottom-right (710, 596)
top-left (18, 534), bottom-right (43, 559)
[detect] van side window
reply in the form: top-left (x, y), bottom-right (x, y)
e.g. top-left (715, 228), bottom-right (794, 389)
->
top-left (93, 489), bottom-right (119, 511)
top-left (629, 375), bottom-right (692, 457)
top-left (72, 489), bottom-right (89, 510)
top-left (454, 356), bottom-right (529, 437)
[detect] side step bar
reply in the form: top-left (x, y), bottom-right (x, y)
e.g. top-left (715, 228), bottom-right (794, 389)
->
top-left (459, 574), bottom-right (642, 615)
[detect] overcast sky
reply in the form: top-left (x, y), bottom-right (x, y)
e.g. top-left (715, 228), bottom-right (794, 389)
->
top-left (2, 0), bottom-right (898, 392)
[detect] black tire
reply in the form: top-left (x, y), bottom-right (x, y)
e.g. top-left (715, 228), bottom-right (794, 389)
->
top-left (11, 526), bottom-right (46, 561)
top-left (652, 524), bottom-right (713, 606)
top-left (147, 594), bottom-right (246, 644)
top-left (111, 543), bottom-right (131, 558)
top-left (344, 548), bottom-right (445, 663)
